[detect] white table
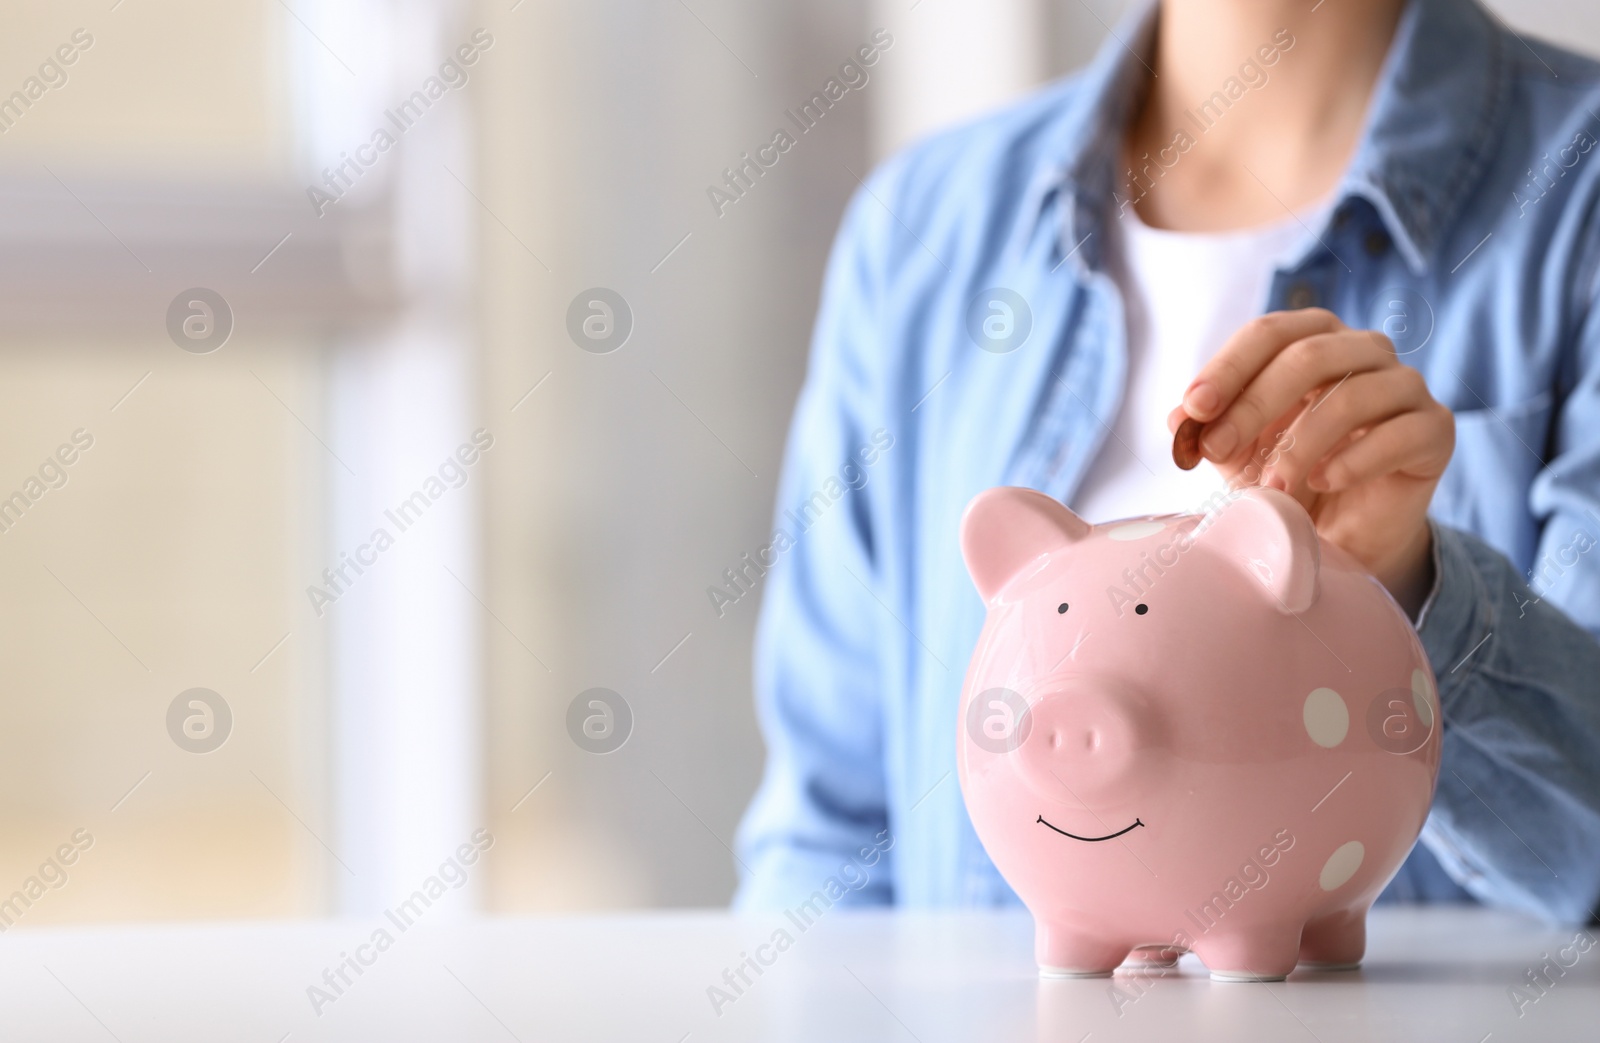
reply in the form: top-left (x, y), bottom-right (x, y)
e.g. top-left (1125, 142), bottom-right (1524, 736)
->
top-left (2, 907), bottom-right (1593, 1041)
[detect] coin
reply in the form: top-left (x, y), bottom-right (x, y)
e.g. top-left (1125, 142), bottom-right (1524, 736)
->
top-left (1172, 416), bottom-right (1204, 471)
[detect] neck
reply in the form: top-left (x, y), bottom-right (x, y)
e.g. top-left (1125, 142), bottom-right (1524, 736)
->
top-left (1124, 0), bottom-right (1405, 230)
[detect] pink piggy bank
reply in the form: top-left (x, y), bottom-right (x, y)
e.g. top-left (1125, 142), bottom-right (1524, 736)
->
top-left (957, 486), bottom-right (1441, 981)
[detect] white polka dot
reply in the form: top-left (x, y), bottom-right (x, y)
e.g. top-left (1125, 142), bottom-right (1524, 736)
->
top-left (1411, 668), bottom-right (1435, 730)
top-left (1107, 521), bottom-right (1165, 541)
top-left (1302, 688), bottom-right (1349, 748)
top-left (1319, 841), bottom-right (1365, 891)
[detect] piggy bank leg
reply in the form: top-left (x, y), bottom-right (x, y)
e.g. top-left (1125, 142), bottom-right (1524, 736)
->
top-left (1193, 928), bottom-right (1302, 982)
top-left (1035, 922), bottom-right (1129, 978)
top-left (1298, 907), bottom-right (1366, 970)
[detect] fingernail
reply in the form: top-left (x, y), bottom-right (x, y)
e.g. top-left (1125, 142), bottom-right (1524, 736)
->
top-left (1307, 469), bottom-right (1331, 492)
top-left (1185, 382), bottom-right (1220, 417)
top-left (1201, 422), bottom-right (1237, 460)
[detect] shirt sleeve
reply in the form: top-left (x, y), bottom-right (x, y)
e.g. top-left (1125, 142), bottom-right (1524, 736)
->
top-left (1412, 293), bottom-right (1600, 925)
top-left (732, 172), bottom-right (900, 910)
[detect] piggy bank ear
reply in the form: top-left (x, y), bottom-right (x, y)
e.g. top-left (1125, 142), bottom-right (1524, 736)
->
top-left (1201, 487), bottom-right (1320, 613)
top-left (960, 487), bottom-right (1091, 602)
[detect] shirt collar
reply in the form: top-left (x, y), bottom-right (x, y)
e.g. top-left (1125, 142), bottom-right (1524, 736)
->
top-left (1029, 0), bottom-right (1511, 277)
top-left (1338, 0), bottom-right (1510, 274)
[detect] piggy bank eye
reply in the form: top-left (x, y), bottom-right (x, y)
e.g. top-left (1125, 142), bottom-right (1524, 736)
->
top-left (1057, 603), bottom-right (1069, 614)
top-left (1135, 603), bottom-right (1148, 615)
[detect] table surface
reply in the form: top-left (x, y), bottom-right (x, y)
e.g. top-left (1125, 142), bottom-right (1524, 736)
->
top-left (1, 906), bottom-right (1594, 1042)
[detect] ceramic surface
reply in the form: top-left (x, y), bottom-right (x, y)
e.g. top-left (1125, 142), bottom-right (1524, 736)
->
top-left (957, 486), bottom-right (1442, 981)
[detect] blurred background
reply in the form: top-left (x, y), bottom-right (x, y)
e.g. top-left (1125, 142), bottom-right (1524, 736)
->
top-left (1, 0), bottom-right (1596, 926)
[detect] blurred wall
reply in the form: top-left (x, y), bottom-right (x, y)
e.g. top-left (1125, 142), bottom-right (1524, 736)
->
top-left (0, 0), bottom-right (329, 924)
top-left (476, 0), bottom-right (875, 910)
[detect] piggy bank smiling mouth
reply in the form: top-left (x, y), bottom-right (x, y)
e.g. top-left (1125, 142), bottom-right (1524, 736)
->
top-left (1036, 815), bottom-right (1145, 842)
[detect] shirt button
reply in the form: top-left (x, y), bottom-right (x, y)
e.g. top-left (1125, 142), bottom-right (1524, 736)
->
top-left (1287, 282), bottom-right (1317, 309)
top-left (1364, 230), bottom-right (1391, 256)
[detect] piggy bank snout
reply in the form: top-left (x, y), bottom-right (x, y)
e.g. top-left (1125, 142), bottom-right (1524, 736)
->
top-left (1015, 689), bottom-right (1145, 802)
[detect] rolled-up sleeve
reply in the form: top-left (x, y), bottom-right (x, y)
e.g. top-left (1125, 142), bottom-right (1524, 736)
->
top-left (1413, 282), bottom-right (1600, 924)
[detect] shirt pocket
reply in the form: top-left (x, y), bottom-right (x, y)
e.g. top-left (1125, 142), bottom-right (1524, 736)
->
top-left (1430, 392), bottom-right (1553, 567)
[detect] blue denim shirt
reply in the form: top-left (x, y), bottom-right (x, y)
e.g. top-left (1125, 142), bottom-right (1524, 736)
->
top-left (734, 0), bottom-right (1600, 924)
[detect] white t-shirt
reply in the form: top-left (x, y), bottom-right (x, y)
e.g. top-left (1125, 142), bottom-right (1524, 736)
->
top-left (1069, 201), bottom-right (1331, 525)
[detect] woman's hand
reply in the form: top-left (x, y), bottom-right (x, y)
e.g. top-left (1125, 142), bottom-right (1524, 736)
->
top-left (1168, 308), bottom-right (1456, 616)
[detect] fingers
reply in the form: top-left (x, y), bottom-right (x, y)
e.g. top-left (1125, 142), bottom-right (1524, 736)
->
top-left (1182, 309), bottom-right (1347, 423)
top-left (1265, 368), bottom-right (1430, 488)
top-left (1198, 329), bottom-right (1399, 463)
top-left (1308, 407), bottom-right (1456, 491)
